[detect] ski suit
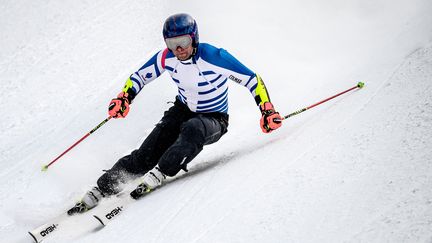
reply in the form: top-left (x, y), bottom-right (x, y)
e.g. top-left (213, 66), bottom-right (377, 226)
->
top-left (97, 43), bottom-right (272, 195)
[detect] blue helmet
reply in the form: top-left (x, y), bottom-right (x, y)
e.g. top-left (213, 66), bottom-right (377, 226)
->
top-left (163, 13), bottom-right (199, 48)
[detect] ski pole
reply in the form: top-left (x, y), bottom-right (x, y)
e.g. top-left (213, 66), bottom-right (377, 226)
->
top-left (41, 116), bottom-right (112, 171)
top-left (278, 81), bottom-right (364, 121)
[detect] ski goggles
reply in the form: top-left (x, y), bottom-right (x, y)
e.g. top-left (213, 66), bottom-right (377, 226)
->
top-left (165, 35), bottom-right (192, 51)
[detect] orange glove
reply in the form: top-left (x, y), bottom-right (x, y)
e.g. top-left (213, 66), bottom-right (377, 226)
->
top-left (260, 102), bottom-right (282, 133)
top-left (108, 92), bottom-right (130, 118)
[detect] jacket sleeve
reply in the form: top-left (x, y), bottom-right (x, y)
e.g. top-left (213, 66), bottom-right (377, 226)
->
top-left (121, 49), bottom-right (169, 101)
top-left (216, 48), bottom-right (271, 106)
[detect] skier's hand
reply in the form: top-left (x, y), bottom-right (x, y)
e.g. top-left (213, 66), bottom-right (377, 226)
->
top-left (260, 102), bottom-right (282, 133)
top-left (108, 92), bottom-right (130, 118)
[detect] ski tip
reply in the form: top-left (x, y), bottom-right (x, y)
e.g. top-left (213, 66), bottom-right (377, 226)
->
top-left (41, 165), bottom-right (48, 172)
top-left (93, 215), bottom-right (105, 226)
top-left (28, 231), bottom-right (39, 243)
top-left (357, 81), bottom-right (365, 88)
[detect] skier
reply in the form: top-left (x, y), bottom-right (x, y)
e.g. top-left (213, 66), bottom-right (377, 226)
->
top-left (70, 13), bottom-right (282, 214)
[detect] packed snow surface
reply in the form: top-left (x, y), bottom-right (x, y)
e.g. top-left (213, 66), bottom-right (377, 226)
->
top-left (1, 0), bottom-right (432, 242)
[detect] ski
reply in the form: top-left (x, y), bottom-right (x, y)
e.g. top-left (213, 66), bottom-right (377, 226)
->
top-left (92, 183), bottom-right (152, 227)
top-left (28, 202), bottom-right (102, 242)
top-left (28, 213), bottom-right (68, 243)
top-left (92, 197), bottom-right (132, 226)
top-left (28, 184), bottom-right (153, 242)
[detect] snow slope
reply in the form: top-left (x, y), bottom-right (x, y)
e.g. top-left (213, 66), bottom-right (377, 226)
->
top-left (1, 0), bottom-right (432, 242)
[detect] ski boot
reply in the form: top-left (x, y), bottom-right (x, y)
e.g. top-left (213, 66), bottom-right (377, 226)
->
top-left (67, 187), bottom-right (105, 215)
top-left (130, 167), bottom-right (166, 199)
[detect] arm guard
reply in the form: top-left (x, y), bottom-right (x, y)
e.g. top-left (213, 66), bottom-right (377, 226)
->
top-left (121, 77), bottom-right (137, 103)
top-left (253, 74), bottom-right (271, 106)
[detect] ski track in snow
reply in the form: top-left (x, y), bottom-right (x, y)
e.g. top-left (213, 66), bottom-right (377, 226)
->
top-left (152, 171), bottom-right (218, 243)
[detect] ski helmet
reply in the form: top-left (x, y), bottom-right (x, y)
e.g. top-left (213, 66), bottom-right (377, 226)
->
top-left (163, 13), bottom-right (199, 48)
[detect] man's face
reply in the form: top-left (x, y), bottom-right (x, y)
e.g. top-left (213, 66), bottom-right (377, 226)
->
top-left (172, 45), bottom-right (194, 61)
top-left (165, 35), bottom-right (194, 61)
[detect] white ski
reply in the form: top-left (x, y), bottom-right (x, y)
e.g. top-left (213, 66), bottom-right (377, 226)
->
top-left (92, 196), bottom-right (134, 226)
top-left (28, 186), bottom-right (152, 242)
top-left (28, 213), bottom-right (69, 243)
top-left (92, 185), bottom-right (152, 226)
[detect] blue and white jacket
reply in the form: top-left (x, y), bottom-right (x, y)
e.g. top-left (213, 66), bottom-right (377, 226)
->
top-left (122, 43), bottom-right (271, 114)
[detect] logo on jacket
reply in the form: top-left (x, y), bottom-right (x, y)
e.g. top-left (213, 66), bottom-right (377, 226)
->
top-left (229, 75), bottom-right (242, 84)
top-left (145, 73), bottom-right (153, 79)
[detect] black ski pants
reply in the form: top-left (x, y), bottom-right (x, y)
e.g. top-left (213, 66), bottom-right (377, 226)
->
top-left (97, 98), bottom-right (228, 195)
